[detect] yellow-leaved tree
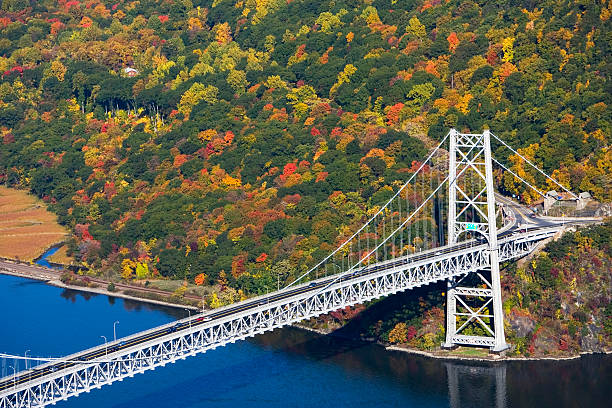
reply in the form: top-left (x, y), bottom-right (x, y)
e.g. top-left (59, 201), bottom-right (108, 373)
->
top-left (329, 64), bottom-right (357, 97)
top-left (287, 85), bottom-right (319, 119)
top-left (135, 262), bottom-right (149, 279)
top-left (178, 83), bottom-right (218, 118)
top-left (214, 22), bottom-right (232, 44)
top-left (501, 37), bottom-right (515, 63)
top-left (208, 292), bottom-right (221, 308)
top-left (121, 259), bottom-right (136, 280)
top-left (406, 16), bottom-right (426, 41)
top-left (388, 322), bottom-right (408, 344)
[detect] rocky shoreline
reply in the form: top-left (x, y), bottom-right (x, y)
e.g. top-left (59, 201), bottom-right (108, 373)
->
top-left (291, 323), bottom-right (611, 362)
top-left (384, 345), bottom-right (611, 362)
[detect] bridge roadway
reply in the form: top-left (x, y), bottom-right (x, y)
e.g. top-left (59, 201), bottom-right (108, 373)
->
top-left (0, 221), bottom-right (560, 397)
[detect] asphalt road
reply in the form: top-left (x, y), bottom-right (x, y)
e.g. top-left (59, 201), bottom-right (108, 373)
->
top-left (495, 194), bottom-right (555, 228)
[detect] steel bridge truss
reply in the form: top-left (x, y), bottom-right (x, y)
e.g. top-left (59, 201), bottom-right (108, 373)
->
top-left (0, 229), bottom-right (556, 408)
top-left (445, 129), bottom-right (508, 351)
top-left (445, 231), bottom-right (549, 348)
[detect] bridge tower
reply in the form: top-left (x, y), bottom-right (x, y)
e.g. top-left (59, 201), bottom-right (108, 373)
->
top-left (443, 129), bottom-right (508, 352)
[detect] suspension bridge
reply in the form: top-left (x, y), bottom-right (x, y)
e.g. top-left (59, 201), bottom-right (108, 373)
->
top-left (0, 129), bottom-right (598, 407)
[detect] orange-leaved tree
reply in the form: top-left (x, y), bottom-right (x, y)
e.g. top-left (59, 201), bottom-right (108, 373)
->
top-left (194, 273), bottom-right (206, 286)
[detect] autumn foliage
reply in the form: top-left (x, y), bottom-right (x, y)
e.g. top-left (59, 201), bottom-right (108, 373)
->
top-left (0, 0), bottom-right (609, 350)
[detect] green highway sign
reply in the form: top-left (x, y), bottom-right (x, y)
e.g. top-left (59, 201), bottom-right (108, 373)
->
top-left (466, 223), bottom-right (477, 231)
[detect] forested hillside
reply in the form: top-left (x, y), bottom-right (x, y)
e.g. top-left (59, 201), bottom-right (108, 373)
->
top-left (0, 0), bottom-right (610, 324)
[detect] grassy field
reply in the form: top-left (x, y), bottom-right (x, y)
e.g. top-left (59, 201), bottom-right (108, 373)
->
top-left (447, 347), bottom-right (492, 358)
top-left (147, 280), bottom-right (211, 297)
top-left (0, 186), bottom-right (71, 262)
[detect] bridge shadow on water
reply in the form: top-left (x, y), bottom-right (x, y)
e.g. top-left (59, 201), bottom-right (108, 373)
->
top-left (109, 326), bottom-right (612, 408)
top-left (108, 327), bottom-right (450, 408)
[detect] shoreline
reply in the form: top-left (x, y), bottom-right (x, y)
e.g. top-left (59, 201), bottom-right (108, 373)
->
top-left (288, 324), bottom-right (611, 363)
top-left (291, 323), bottom-right (611, 362)
top-left (384, 345), bottom-right (612, 363)
top-left (46, 278), bottom-right (200, 311)
top-left (0, 262), bottom-right (200, 311)
top-left (1, 261), bottom-right (609, 363)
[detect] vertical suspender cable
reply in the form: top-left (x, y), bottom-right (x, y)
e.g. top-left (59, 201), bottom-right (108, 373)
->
top-left (421, 171), bottom-right (425, 250)
top-left (399, 186), bottom-right (403, 255)
top-left (407, 183), bottom-right (411, 253)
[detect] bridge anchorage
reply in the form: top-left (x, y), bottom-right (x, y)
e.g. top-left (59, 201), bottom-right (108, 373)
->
top-left (0, 128), bottom-right (596, 408)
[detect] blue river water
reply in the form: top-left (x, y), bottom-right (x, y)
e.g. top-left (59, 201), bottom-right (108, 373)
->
top-left (0, 273), bottom-right (610, 408)
top-left (33, 246), bottom-right (61, 269)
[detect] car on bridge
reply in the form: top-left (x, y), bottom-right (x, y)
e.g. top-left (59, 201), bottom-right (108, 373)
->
top-left (167, 323), bottom-right (181, 333)
top-left (111, 341), bottom-right (126, 352)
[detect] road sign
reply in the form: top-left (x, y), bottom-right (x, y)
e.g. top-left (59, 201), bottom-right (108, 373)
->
top-left (466, 223), bottom-right (477, 231)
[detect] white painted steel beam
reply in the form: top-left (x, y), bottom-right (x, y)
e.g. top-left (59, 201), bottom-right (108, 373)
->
top-left (0, 228), bottom-right (558, 408)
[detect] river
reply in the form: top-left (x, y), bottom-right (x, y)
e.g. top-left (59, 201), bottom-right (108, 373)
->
top-left (32, 246), bottom-right (61, 269)
top-left (0, 274), bottom-right (609, 407)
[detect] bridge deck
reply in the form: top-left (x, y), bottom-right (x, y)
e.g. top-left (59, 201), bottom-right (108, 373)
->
top-left (0, 225), bottom-right (561, 398)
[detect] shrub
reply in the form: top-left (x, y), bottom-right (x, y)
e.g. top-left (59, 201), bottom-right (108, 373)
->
top-left (388, 322), bottom-right (407, 344)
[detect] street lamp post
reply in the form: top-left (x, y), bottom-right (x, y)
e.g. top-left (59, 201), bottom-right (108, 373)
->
top-left (113, 321), bottom-right (120, 342)
top-left (100, 335), bottom-right (108, 355)
top-left (8, 365), bottom-right (16, 390)
top-left (185, 308), bottom-right (191, 330)
top-left (24, 350), bottom-right (30, 371)
top-left (330, 262), bottom-right (342, 282)
top-left (262, 285), bottom-right (271, 323)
